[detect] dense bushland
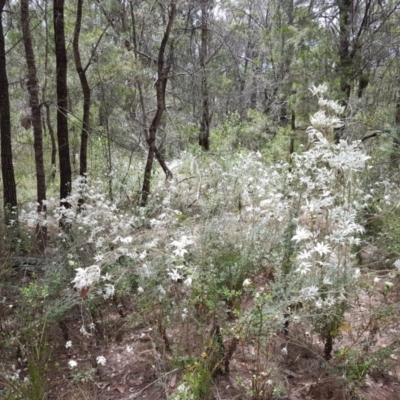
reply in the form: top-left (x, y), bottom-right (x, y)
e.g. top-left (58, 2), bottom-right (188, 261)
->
top-left (1, 87), bottom-right (400, 400)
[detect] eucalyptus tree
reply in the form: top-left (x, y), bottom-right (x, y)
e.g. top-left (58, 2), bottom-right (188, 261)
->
top-left (21, 0), bottom-right (47, 247)
top-left (54, 0), bottom-right (72, 212)
top-left (199, 0), bottom-right (211, 150)
top-left (0, 0), bottom-right (17, 225)
top-left (334, 0), bottom-right (400, 102)
top-left (42, 0), bottom-right (57, 178)
top-left (141, 0), bottom-right (177, 206)
top-left (73, 0), bottom-right (90, 186)
top-left (73, 0), bottom-right (110, 204)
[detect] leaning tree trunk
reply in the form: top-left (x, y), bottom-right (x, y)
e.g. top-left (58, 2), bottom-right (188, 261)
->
top-left (0, 0), bottom-right (18, 226)
top-left (21, 0), bottom-right (47, 249)
top-left (141, 1), bottom-right (176, 207)
top-left (73, 0), bottom-right (91, 207)
top-left (199, 0), bottom-right (210, 151)
top-left (127, 4), bottom-right (172, 185)
top-left (54, 0), bottom-right (72, 213)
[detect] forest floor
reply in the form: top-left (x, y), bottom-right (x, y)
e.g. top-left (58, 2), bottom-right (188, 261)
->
top-left (2, 266), bottom-right (400, 400)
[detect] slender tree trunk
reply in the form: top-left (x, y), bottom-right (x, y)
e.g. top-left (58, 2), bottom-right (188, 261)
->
top-left (338, 0), bottom-right (352, 102)
top-left (73, 0), bottom-right (91, 207)
top-left (45, 101), bottom-right (57, 179)
top-left (0, 0), bottom-right (18, 225)
top-left (199, 0), bottom-right (210, 151)
top-left (21, 0), bottom-right (47, 249)
top-left (141, 1), bottom-right (176, 206)
top-left (391, 74), bottom-right (400, 167)
top-left (43, 0), bottom-right (57, 180)
top-left (129, 3), bottom-right (173, 184)
top-left (54, 0), bottom-right (72, 212)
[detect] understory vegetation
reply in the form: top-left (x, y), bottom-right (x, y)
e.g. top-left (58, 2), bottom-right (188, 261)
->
top-left (2, 86), bottom-right (400, 400)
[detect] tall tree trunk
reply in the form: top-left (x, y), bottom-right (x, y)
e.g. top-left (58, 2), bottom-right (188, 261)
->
top-left (391, 74), bottom-right (400, 167)
top-left (21, 0), bottom-right (47, 249)
top-left (73, 0), bottom-right (91, 207)
top-left (0, 0), bottom-right (18, 225)
top-left (43, 0), bottom-right (57, 180)
top-left (128, 3), bottom-right (173, 185)
top-left (54, 0), bottom-right (72, 212)
top-left (141, 0), bottom-right (176, 206)
top-left (338, 0), bottom-right (352, 102)
top-left (199, 0), bottom-right (210, 151)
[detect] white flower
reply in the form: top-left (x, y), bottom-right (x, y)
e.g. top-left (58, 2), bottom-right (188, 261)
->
top-left (141, 263), bottom-right (151, 277)
top-left (137, 286), bottom-right (144, 293)
top-left (309, 83), bottom-right (328, 96)
top-left (181, 308), bottom-right (188, 320)
top-left (385, 281), bottom-right (394, 288)
top-left (310, 110), bottom-right (343, 131)
top-left (292, 227), bottom-right (313, 243)
top-left (323, 277), bottom-right (332, 285)
top-left (167, 269), bottom-right (183, 282)
top-left (324, 295), bottom-right (336, 307)
top-left (184, 277), bottom-right (192, 287)
top-left (71, 265), bottom-right (101, 291)
top-left (295, 262), bottom-right (312, 275)
top-left (318, 98), bottom-right (345, 115)
top-left (374, 277), bottom-right (380, 283)
top-left (318, 97), bottom-right (328, 108)
top-left (94, 253), bottom-right (104, 262)
top-left (313, 242), bottom-right (331, 257)
top-left (126, 346), bottom-right (133, 353)
top-left (172, 247), bottom-right (188, 257)
top-left (301, 285), bottom-right (319, 301)
top-left (281, 346), bottom-right (288, 355)
top-left (158, 285), bottom-right (166, 296)
top-left (326, 99), bottom-right (345, 115)
top-left (243, 278), bottom-right (251, 287)
top-left (120, 236), bottom-right (133, 244)
top-left (297, 249), bottom-right (312, 260)
top-left (68, 360), bottom-right (78, 369)
top-left (65, 341), bottom-right (72, 349)
top-left (394, 259), bottom-right (400, 271)
top-left (102, 284), bottom-right (115, 299)
top-left (96, 356), bottom-right (106, 366)
top-left (101, 273), bottom-right (112, 281)
top-left (171, 235), bottom-right (194, 258)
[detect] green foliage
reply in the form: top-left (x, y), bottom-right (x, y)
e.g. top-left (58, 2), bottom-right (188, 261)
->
top-left (212, 110), bottom-right (275, 151)
top-left (0, 323), bottom-right (50, 400)
top-left (169, 360), bottom-right (212, 400)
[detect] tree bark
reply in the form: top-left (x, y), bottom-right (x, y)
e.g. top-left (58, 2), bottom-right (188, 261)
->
top-left (141, 1), bottom-right (176, 206)
top-left (199, 0), bottom-right (210, 151)
top-left (0, 0), bottom-right (18, 225)
top-left (21, 0), bottom-right (47, 249)
top-left (42, 0), bottom-right (57, 179)
top-left (338, 0), bottom-right (352, 102)
top-left (129, 3), bottom-right (173, 187)
top-left (54, 0), bottom-right (72, 211)
top-left (391, 73), bottom-right (400, 167)
top-left (73, 0), bottom-right (91, 206)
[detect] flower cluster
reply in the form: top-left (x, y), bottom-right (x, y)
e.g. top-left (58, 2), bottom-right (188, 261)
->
top-left (287, 86), bottom-right (369, 314)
